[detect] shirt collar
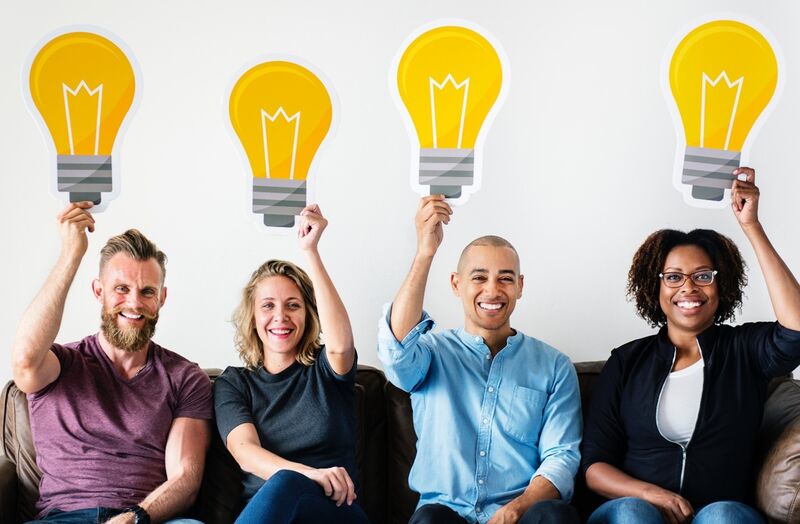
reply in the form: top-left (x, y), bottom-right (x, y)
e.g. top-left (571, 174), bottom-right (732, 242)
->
top-left (455, 328), bottom-right (523, 354)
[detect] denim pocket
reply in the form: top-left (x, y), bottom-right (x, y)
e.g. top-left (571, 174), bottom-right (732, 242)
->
top-left (502, 385), bottom-right (548, 444)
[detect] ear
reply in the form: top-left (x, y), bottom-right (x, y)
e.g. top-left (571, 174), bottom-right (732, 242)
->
top-left (517, 274), bottom-right (524, 299)
top-left (450, 272), bottom-right (461, 296)
top-left (91, 279), bottom-right (103, 302)
top-left (160, 286), bottom-right (168, 307)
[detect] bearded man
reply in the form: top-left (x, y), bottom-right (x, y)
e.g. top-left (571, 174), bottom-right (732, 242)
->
top-left (11, 202), bottom-right (212, 524)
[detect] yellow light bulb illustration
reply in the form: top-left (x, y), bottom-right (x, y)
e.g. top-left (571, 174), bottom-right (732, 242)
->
top-left (230, 61), bottom-right (332, 227)
top-left (29, 31), bottom-right (136, 205)
top-left (669, 20), bottom-right (778, 202)
top-left (397, 25), bottom-right (504, 198)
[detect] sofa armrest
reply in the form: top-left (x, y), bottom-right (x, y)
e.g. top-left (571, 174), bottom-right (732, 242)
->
top-left (757, 378), bottom-right (800, 523)
top-left (0, 456), bottom-right (18, 524)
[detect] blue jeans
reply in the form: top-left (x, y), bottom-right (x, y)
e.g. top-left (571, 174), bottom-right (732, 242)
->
top-left (235, 470), bottom-right (370, 524)
top-left (588, 497), bottom-right (765, 524)
top-left (409, 500), bottom-right (580, 524)
top-left (26, 507), bottom-right (201, 524)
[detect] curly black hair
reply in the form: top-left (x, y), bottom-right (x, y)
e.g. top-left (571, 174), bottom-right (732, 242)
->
top-left (627, 229), bottom-right (747, 327)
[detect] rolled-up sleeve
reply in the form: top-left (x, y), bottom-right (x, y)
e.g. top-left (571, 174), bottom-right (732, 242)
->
top-left (533, 354), bottom-right (582, 501)
top-left (377, 302), bottom-right (436, 392)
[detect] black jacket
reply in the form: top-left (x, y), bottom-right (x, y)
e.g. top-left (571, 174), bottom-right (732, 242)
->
top-left (581, 322), bottom-right (800, 507)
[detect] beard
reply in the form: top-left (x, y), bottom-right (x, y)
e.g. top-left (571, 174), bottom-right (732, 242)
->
top-left (100, 306), bottom-right (159, 353)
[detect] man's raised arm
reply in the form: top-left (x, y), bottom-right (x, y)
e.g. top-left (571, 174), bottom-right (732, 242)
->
top-left (390, 195), bottom-right (452, 341)
top-left (12, 202), bottom-right (95, 393)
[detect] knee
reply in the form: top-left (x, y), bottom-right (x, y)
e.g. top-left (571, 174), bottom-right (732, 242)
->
top-left (258, 470), bottom-right (318, 498)
top-left (520, 499), bottom-right (580, 524)
top-left (694, 501), bottom-right (764, 524)
top-left (588, 497), bottom-right (663, 524)
top-left (409, 504), bottom-right (465, 524)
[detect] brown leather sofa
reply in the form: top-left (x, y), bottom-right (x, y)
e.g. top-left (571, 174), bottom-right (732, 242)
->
top-left (3, 363), bottom-right (800, 524)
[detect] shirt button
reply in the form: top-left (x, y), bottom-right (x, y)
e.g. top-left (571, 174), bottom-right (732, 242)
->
top-left (485, 354), bottom-right (491, 360)
top-left (482, 418), bottom-right (489, 424)
top-left (478, 479), bottom-right (485, 485)
top-left (475, 336), bottom-right (481, 343)
top-left (476, 507), bottom-right (482, 513)
top-left (488, 387), bottom-right (494, 393)
top-left (479, 450), bottom-right (486, 456)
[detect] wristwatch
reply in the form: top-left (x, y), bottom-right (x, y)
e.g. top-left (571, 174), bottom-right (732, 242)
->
top-left (124, 505), bottom-right (151, 524)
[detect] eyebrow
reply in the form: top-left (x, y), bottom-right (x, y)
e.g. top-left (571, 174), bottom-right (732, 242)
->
top-left (259, 296), bottom-right (302, 301)
top-left (469, 268), bottom-right (518, 276)
top-left (663, 266), bottom-right (713, 272)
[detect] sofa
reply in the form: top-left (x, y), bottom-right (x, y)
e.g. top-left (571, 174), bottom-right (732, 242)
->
top-left (3, 362), bottom-right (800, 524)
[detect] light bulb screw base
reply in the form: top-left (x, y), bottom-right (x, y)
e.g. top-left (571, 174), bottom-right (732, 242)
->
top-left (419, 148), bottom-right (474, 199)
top-left (682, 146), bottom-right (740, 202)
top-left (253, 178), bottom-right (307, 228)
top-left (57, 155), bottom-right (112, 205)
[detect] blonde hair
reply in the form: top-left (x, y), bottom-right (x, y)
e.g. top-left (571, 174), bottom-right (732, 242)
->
top-left (233, 260), bottom-right (321, 369)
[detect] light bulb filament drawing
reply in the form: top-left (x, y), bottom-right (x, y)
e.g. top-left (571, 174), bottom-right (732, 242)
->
top-left (261, 107), bottom-right (300, 180)
top-left (700, 72), bottom-right (743, 150)
top-left (63, 80), bottom-right (103, 156)
top-left (429, 74), bottom-right (469, 149)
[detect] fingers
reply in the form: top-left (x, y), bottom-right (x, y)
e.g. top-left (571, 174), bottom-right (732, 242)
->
top-left (318, 467), bottom-right (353, 506)
top-left (730, 167), bottom-right (760, 215)
top-left (342, 468), bottom-right (356, 506)
top-left (57, 202), bottom-right (96, 233)
top-left (417, 196), bottom-right (452, 225)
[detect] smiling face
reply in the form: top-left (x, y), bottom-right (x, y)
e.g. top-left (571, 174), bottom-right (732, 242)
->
top-left (253, 276), bottom-right (307, 365)
top-left (93, 253), bottom-right (166, 353)
top-left (659, 244), bottom-right (719, 338)
top-left (451, 245), bottom-right (523, 338)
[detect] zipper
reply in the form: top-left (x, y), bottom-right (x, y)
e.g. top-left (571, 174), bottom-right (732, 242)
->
top-left (655, 339), bottom-right (706, 494)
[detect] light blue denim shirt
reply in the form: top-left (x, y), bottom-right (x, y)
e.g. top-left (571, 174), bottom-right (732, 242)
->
top-left (377, 304), bottom-right (582, 524)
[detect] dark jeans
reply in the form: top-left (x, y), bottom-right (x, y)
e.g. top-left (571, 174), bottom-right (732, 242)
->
top-left (410, 500), bottom-right (581, 524)
top-left (235, 470), bottom-right (370, 524)
top-left (25, 507), bottom-right (200, 524)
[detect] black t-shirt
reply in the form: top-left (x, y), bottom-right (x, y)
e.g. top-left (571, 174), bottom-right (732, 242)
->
top-left (214, 349), bottom-right (358, 500)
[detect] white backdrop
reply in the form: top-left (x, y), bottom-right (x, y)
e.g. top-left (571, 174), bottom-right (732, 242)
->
top-left (3, 0), bottom-right (800, 386)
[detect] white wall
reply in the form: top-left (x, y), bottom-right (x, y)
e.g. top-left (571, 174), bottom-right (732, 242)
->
top-left (2, 0), bottom-right (800, 386)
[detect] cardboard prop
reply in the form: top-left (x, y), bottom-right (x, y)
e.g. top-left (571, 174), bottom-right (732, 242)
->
top-left (393, 22), bottom-right (507, 204)
top-left (665, 18), bottom-right (780, 207)
top-left (27, 29), bottom-right (139, 211)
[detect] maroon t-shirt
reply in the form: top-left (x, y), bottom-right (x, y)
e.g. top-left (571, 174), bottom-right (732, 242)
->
top-left (28, 334), bottom-right (213, 516)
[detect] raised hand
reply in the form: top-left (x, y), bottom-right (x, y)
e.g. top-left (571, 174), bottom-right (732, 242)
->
top-left (415, 195), bottom-right (452, 258)
top-left (57, 201), bottom-right (95, 259)
top-left (731, 167), bottom-right (760, 228)
top-left (304, 466), bottom-right (356, 507)
top-left (297, 204), bottom-right (328, 253)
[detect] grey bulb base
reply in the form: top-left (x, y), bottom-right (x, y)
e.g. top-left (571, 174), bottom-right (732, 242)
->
top-left (58, 154), bottom-right (112, 205)
top-left (253, 178), bottom-right (306, 228)
top-left (682, 146), bottom-right (740, 202)
top-left (419, 148), bottom-right (474, 198)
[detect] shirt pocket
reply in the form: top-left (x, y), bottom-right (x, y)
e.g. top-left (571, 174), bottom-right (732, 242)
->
top-left (500, 385), bottom-right (548, 445)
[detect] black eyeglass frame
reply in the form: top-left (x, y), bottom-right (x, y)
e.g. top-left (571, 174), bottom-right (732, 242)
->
top-left (657, 270), bottom-right (718, 288)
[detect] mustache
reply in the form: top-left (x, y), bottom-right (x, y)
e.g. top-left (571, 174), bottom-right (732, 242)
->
top-left (106, 306), bottom-right (158, 321)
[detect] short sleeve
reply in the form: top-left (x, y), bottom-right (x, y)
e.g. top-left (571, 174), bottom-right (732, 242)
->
top-left (214, 368), bottom-right (256, 442)
top-left (319, 346), bottom-right (357, 383)
top-left (174, 364), bottom-right (213, 420)
top-left (28, 343), bottom-right (77, 399)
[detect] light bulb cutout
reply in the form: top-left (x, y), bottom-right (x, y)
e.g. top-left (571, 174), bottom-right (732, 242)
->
top-left (394, 23), bottom-right (506, 201)
top-left (230, 61), bottom-right (333, 228)
top-left (28, 30), bottom-right (137, 207)
top-left (667, 19), bottom-right (779, 204)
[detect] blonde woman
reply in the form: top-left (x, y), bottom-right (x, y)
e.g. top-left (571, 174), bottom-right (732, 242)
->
top-left (214, 205), bottom-right (369, 524)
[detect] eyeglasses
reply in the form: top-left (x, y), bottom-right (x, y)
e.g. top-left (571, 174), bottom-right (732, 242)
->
top-left (658, 270), bottom-right (718, 288)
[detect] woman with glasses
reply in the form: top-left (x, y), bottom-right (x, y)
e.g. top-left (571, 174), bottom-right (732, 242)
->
top-left (213, 205), bottom-right (369, 524)
top-left (581, 167), bottom-right (800, 524)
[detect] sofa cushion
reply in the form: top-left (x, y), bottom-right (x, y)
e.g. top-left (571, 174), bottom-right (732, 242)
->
top-left (757, 378), bottom-right (800, 523)
top-left (1, 380), bottom-right (39, 523)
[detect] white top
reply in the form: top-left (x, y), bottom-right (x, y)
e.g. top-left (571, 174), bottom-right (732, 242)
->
top-left (657, 357), bottom-right (704, 445)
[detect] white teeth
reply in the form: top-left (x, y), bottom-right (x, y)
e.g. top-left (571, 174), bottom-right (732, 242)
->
top-left (479, 303), bottom-right (502, 311)
top-left (677, 301), bottom-right (702, 309)
top-left (120, 312), bottom-right (143, 319)
top-left (270, 329), bottom-right (291, 335)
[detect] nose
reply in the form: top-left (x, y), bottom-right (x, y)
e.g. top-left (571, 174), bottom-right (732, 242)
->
top-left (679, 275), bottom-right (699, 291)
